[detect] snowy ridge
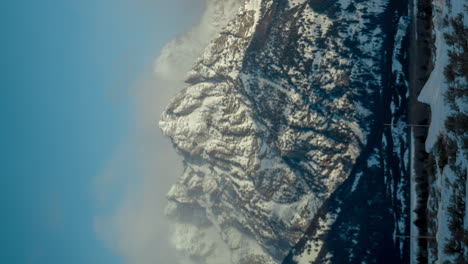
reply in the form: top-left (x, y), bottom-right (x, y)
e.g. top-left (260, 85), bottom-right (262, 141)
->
top-left (417, 0), bottom-right (451, 152)
top-left (417, 0), bottom-right (468, 151)
top-left (417, 0), bottom-right (467, 263)
top-left (160, 0), bottom-right (411, 263)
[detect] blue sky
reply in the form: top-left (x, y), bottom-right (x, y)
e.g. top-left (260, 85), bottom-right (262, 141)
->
top-left (0, 0), bottom-right (202, 263)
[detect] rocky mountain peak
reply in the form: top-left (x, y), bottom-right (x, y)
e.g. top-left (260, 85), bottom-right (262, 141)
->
top-left (159, 0), bottom-right (390, 262)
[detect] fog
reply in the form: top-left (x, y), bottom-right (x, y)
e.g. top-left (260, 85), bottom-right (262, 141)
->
top-left (92, 0), bottom-right (241, 263)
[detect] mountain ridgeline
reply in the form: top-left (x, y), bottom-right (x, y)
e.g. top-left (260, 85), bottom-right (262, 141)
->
top-left (159, 0), bottom-right (415, 263)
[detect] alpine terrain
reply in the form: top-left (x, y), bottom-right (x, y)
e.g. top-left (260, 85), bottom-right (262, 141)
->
top-left (158, 0), bottom-right (467, 263)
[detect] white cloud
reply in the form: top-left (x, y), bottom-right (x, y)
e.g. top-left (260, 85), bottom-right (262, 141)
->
top-left (93, 78), bottom-right (183, 263)
top-left (93, 1), bottom-right (242, 263)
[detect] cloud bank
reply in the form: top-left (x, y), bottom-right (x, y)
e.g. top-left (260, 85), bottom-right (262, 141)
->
top-left (93, 1), bottom-right (242, 263)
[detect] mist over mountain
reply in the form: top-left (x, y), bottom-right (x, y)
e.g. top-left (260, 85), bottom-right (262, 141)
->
top-left (157, 0), bottom-right (467, 263)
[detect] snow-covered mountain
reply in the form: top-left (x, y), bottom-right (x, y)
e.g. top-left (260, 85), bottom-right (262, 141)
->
top-left (157, 0), bottom-right (466, 263)
top-left (414, 0), bottom-right (467, 263)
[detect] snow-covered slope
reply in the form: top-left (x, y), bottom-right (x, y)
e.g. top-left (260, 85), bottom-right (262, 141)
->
top-left (159, 0), bottom-right (413, 263)
top-left (417, 0), bottom-right (453, 152)
top-left (416, 0), bottom-right (467, 263)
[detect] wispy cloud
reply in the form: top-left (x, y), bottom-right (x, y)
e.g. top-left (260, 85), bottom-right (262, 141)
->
top-left (93, 73), bottom-right (184, 263)
top-left (93, 1), bottom-right (242, 263)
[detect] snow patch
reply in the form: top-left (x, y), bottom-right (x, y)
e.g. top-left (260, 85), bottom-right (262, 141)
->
top-left (351, 172), bottom-right (363, 192)
top-left (293, 210), bottom-right (340, 264)
top-left (367, 151), bottom-right (380, 168)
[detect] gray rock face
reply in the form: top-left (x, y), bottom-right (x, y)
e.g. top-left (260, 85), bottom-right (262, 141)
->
top-left (159, 0), bottom-right (387, 263)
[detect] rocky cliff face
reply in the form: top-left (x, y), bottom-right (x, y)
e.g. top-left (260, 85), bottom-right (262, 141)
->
top-left (159, 0), bottom-right (399, 263)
